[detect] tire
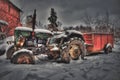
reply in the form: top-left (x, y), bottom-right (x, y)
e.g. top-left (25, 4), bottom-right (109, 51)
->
top-left (68, 38), bottom-right (83, 60)
top-left (61, 37), bottom-right (84, 61)
top-left (0, 50), bottom-right (5, 56)
top-left (104, 46), bottom-right (112, 54)
top-left (61, 48), bottom-right (70, 63)
top-left (6, 46), bottom-right (15, 59)
top-left (11, 52), bottom-right (35, 64)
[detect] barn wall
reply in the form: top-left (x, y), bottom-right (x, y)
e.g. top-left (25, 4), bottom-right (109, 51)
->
top-left (0, 0), bottom-right (21, 36)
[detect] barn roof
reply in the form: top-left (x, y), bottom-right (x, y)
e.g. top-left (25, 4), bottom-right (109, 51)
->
top-left (8, 0), bottom-right (22, 12)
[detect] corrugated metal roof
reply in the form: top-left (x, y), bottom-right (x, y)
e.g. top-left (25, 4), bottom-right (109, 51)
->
top-left (8, 0), bottom-right (22, 12)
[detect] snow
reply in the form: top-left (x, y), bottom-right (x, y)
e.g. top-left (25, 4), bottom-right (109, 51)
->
top-left (0, 43), bottom-right (7, 50)
top-left (34, 54), bottom-right (48, 62)
top-left (0, 20), bottom-right (8, 26)
top-left (34, 29), bottom-right (52, 34)
top-left (5, 36), bottom-right (14, 42)
top-left (50, 46), bottom-right (59, 51)
top-left (0, 37), bottom-right (8, 51)
top-left (52, 31), bottom-right (63, 35)
top-left (12, 49), bottom-right (33, 57)
top-left (6, 44), bottom-right (14, 52)
top-left (67, 30), bottom-right (83, 35)
top-left (15, 27), bottom-right (52, 34)
top-left (53, 33), bottom-right (67, 38)
top-left (15, 27), bottom-right (32, 31)
top-left (0, 42), bottom-right (120, 80)
top-left (37, 44), bottom-right (44, 47)
top-left (106, 43), bottom-right (112, 48)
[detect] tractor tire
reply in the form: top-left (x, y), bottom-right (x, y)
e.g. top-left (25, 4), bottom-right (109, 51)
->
top-left (61, 48), bottom-right (70, 63)
top-left (6, 46), bottom-right (15, 59)
top-left (11, 52), bottom-right (35, 64)
top-left (61, 37), bottom-right (85, 62)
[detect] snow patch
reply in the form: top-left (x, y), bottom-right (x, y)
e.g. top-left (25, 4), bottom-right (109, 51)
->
top-left (67, 30), bottom-right (83, 35)
top-left (12, 49), bottom-right (33, 57)
top-left (6, 44), bottom-right (14, 52)
top-left (35, 54), bottom-right (48, 61)
top-left (0, 20), bottom-right (8, 26)
top-left (106, 43), bottom-right (112, 48)
top-left (15, 27), bottom-right (32, 31)
top-left (5, 36), bottom-right (14, 42)
top-left (35, 29), bottom-right (52, 34)
top-left (52, 31), bottom-right (63, 35)
top-left (15, 27), bottom-right (52, 34)
top-left (50, 46), bottom-right (59, 51)
top-left (53, 33), bottom-right (67, 38)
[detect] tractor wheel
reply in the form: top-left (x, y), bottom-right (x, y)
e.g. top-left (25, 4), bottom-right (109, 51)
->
top-left (6, 46), bottom-right (15, 59)
top-left (68, 38), bottom-right (83, 60)
top-left (61, 37), bottom-right (84, 62)
top-left (11, 52), bottom-right (35, 64)
top-left (104, 46), bottom-right (112, 54)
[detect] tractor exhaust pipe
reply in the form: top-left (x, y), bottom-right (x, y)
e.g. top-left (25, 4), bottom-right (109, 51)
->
top-left (32, 9), bottom-right (36, 37)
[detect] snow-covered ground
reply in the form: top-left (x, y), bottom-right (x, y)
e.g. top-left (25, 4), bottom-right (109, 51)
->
top-left (0, 42), bottom-right (120, 80)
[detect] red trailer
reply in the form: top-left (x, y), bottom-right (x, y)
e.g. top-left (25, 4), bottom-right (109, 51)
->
top-left (83, 32), bottom-right (114, 54)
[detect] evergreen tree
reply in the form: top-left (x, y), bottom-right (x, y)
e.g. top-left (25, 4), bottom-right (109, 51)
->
top-left (48, 8), bottom-right (58, 27)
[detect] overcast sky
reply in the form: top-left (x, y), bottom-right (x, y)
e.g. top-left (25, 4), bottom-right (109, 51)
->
top-left (10, 0), bottom-right (120, 26)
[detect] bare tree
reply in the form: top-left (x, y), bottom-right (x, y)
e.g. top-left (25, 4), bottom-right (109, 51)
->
top-left (94, 12), bottom-right (104, 26)
top-left (57, 21), bottom-right (62, 27)
top-left (81, 11), bottom-right (94, 27)
top-left (109, 15), bottom-right (120, 37)
top-left (36, 20), bottom-right (43, 29)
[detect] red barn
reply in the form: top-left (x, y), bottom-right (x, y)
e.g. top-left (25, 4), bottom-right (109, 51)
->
top-left (0, 0), bottom-right (22, 36)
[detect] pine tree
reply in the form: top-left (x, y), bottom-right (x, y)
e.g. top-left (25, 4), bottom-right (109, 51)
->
top-left (48, 8), bottom-right (58, 27)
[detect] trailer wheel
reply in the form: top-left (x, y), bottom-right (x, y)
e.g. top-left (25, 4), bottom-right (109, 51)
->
top-left (6, 46), bottom-right (15, 59)
top-left (11, 52), bottom-right (35, 64)
top-left (104, 46), bottom-right (112, 54)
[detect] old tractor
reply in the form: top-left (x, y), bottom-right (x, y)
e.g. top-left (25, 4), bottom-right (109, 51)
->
top-left (47, 30), bottom-right (86, 63)
top-left (6, 27), bottom-right (52, 64)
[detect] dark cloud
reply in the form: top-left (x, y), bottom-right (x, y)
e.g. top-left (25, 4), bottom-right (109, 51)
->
top-left (10, 0), bottom-right (120, 26)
